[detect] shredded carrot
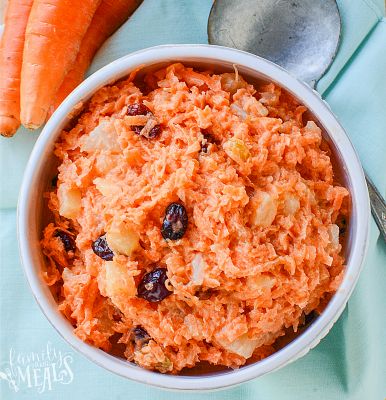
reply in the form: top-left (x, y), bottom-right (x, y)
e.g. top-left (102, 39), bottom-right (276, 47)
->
top-left (41, 64), bottom-right (349, 373)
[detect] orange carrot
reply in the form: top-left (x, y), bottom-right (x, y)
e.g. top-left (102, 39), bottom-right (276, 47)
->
top-left (20, 0), bottom-right (102, 129)
top-left (50, 0), bottom-right (143, 115)
top-left (0, 0), bottom-right (33, 137)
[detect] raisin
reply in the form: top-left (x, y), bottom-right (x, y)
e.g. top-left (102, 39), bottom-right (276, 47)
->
top-left (133, 326), bottom-right (150, 341)
top-left (92, 235), bottom-right (114, 261)
top-left (132, 125), bottom-right (143, 135)
top-left (304, 311), bottom-right (318, 325)
top-left (127, 103), bottom-right (151, 116)
top-left (201, 131), bottom-right (219, 153)
top-left (161, 203), bottom-right (188, 240)
top-left (137, 268), bottom-right (172, 302)
top-left (131, 326), bottom-right (151, 350)
top-left (133, 78), bottom-right (153, 96)
top-left (203, 132), bottom-right (219, 143)
top-left (245, 186), bottom-right (255, 198)
top-left (148, 124), bottom-right (162, 138)
top-left (127, 102), bottom-right (162, 139)
top-left (54, 230), bottom-right (75, 252)
top-left (132, 124), bottom-right (162, 139)
top-left (196, 288), bottom-right (215, 300)
top-left (337, 216), bottom-right (347, 235)
top-left (51, 174), bottom-right (58, 187)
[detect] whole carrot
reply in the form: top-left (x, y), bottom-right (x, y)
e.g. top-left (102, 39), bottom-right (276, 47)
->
top-left (20, 0), bottom-right (102, 129)
top-left (0, 0), bottom-right (34, 137)
top-left (50, 0), bottom-right (143, 114)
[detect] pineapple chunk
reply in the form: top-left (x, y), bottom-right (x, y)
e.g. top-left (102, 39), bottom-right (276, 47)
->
top-left (282, 193), bottom-right (300, 216)
top-left (249, 191), bottom-right (277, 228)
top-left (81, 120), bottom-right (120, 152)
top-left (220, 72), bottom-right (248, 95)
top-left (105, 260), bottom-right (136, 311)
top-left (57, 184), bottom-right (81, 220)
top-left (218, 333), bottom-right (258, 358)
top-left (94, 178), bottom-right (121, 197)
top-left (246, 274), bottom-right (275, 292)
top-left (191, 254), bottom-right (205, 285)
top-left (223, 137), bottom-right (250, 164)
top-left (106, 223), bottom-right (139, 257)
top-left (328, 224), bottom-right (340, 250)
top-left (304, 120), bottom-right (321, 133)
top-left (95, 153), bottom-right (119, 174)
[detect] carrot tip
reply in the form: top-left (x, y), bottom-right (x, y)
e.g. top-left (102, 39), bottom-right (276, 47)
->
top-left (21, 109), bottom-right (45, 130)
top-left (22, 122), bottom-right (41, 130)
top-left (0, 116), bottom-right (21, 137)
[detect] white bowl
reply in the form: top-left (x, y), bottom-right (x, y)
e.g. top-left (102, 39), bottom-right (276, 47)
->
top-left (17, 45), bottom-right (370, 391)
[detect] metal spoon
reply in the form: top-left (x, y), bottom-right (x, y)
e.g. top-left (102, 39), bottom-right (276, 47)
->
top-left (208, 0), bottom-right (386, 242)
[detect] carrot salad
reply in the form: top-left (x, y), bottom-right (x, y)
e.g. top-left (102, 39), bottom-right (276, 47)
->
top-left (41, 63), bottom-right (349, 374)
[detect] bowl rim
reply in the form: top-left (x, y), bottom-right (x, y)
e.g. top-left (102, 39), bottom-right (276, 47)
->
top-left (17, 44), bottom-right (370, 391)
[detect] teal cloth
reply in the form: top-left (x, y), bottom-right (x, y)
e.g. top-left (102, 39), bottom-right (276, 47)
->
top-left (1, 0), bottom-right (385, 399)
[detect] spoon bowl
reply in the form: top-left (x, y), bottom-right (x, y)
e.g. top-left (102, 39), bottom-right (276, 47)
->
top-left (208, 0), bottom-right (341, 87)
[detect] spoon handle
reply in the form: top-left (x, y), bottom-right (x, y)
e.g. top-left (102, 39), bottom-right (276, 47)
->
top-left (365, 174), bottom-right (386, 242)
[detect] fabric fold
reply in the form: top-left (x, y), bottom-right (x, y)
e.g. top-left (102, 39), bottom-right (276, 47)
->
top-left (317, 0), bottom-right (384, 93)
